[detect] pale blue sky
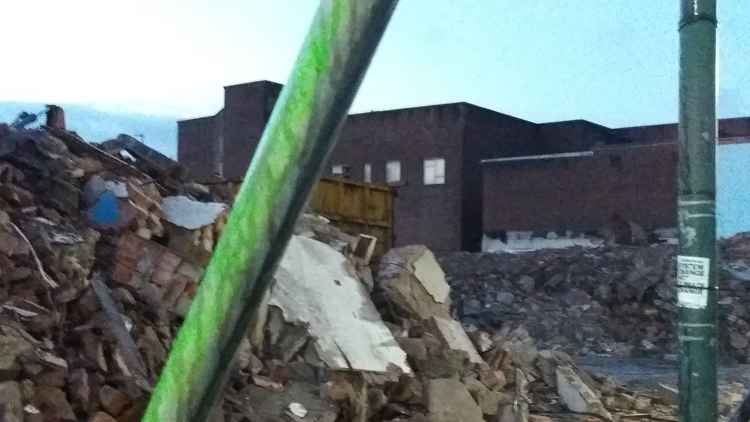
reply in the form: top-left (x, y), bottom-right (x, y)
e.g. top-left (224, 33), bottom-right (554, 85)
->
top-left (2, 1), bottom-right (748, 128)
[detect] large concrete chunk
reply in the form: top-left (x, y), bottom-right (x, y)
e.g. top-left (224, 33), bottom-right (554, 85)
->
top-left (270, 235), bottom-right (410, 374)
top-left (425, 378), bottom-right (484, 422)
top-left (377, 245), bottom-right (452, 321)
top-left (556, 365), bottom-right (612, 421)
top-left (412, 248), bottom-right (449, 303)
top-left (428, 316), bottom-right (484, 364)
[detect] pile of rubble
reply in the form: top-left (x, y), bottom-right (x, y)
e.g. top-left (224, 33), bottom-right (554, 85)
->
top-left (439, 240), bottom-right (750, 363)
top-left (0, 121), bottom-right (682, 421)
top-left (0, 122), bottom-right (233, 421)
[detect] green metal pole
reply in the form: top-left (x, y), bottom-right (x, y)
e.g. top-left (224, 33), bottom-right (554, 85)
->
top-left (677, 1), bottom-right (718, 421)
top-left (143, 1), bottom-right (398, 421)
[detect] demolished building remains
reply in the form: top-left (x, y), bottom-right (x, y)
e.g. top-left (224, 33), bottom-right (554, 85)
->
top-left (2, 115), bottom-right (735, 421)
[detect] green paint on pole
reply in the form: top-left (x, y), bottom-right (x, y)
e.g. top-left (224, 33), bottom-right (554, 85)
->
top-left (677, 0), bottom-right (718, 421)
top-left (142, 1), bottom-right (398, 421)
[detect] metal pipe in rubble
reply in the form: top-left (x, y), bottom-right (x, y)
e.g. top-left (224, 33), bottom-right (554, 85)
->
top-left (142, 1), bottom-right (399, 420)
top-left (676, 0), bottom-right (718, 421)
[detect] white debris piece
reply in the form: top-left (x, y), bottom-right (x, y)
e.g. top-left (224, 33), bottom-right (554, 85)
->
top-left (83, 175), bottom-right (129, 204)
top-left (161, 196), bottom-right (227, 229)
top-left (270, 236), bottom-right (411, 374)
top-left (104, 180), bottom-right (129, 198)
top-left (482, 233), bottom-right (602, 253)
top-left (288, 402), bottom-right (308, 418)
top-left (2, 305), bottom-right (39, 318)
top-left (431, 316), bottom-right (484, 364)
top-left (556, 365), bottom-right (612, 421)
top-left (412, 248), bottom-right (450, 303)
top-left (119, 149), bottom-right (137, 162)
top-left (24, 404), bottom-right (40, 414)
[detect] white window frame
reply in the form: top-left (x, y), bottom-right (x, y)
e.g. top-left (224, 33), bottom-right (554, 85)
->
top-left (332, 164), bottom-right (344, 176)
top-left (386, 160), bottom-right (402, 184)
top-left (364, 163), bottom-right (372, 183)
top-left (423, 158), bottom-right (446, 185)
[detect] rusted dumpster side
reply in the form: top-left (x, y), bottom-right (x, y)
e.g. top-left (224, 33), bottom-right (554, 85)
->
top-left (310, 177), bottom-right (393, 258)
top-left (201, 177), bottom-right (393, 258)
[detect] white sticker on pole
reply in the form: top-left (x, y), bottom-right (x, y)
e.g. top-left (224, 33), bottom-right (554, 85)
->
top-left (677, 255), bottom-right (710, 309)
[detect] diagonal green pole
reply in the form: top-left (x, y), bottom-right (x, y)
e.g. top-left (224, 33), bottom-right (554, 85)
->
top-left (143, 1), bottom-right (398, 421)
top-left (676, 0), bottom-right (718, 421)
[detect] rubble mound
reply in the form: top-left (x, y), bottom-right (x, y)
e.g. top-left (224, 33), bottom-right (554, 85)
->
top-left (439, 242), bottom-right (750, 363)
top-left (0, 122), bottom-right (683, 420)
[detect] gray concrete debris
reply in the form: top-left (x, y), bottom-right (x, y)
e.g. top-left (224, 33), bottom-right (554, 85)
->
top-left (411, 248), bottom-right (450, 303)
top-left (556, 365), bottom-right (613, 421)
top-left (270, 235), bottom-right (410, 374)
top-left (474, 389), bottom-right (513, 416)
top-left (428, 316), bottom-right (484, 364)
top-left (377, 245), bottom-right (452, 321)
top-left (161, 195), bottom-right (227, 229)
top-left (425, 378), bottom-right (484, 422)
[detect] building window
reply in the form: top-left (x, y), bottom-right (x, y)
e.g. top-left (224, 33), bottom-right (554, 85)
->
top-left (423, 158), bottom-right (445, 185)
top-left (364, 163), bottom-right (372, 183)
top-left (386, 161), bottom-right (401, 184)
top-left (332, 164), bottom-right (351, 178)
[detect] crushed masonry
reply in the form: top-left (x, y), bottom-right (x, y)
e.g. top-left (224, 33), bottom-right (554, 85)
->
top-left (0, 115), bottom-right (744, 421)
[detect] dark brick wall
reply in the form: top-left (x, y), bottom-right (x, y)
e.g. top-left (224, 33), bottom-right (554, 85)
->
top-left (482, 143), bottom-right (678, 234)
top-left (327, 104), bottom-right (468, 251)
top-left (176, 79), bottom-right (750, 251)
top-left (461, 106), bottom-right (539, 250)
top-left (720, 117), bottom-right (750, 137)
top-left (222, 81), bottom-right (282, 179)
top-left (614, 117), bottom-right (750, 144)
top-left (539, 120), bottom-right (623, 152)
top-left (614, 123), bottom-right (677, 144)
top-left (177, 115), bottom-right (220, 181)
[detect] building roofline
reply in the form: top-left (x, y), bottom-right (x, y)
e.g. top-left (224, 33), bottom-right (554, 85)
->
top-left (177, 115), bottom-right (215, 124)
top-left (349, 101), bottom-right (466, 117)
top-left (614, 116), bottom-right (750, 131)
top-left (480, 138), bottom-right (750, 166)
top-left (177, 109), bottom-right (224, 124)
top-left (539, 119), bottom-right (598, 125)
top-left (719, 136), bottom-right (750, 145)
top-left (349, 101), bottom-right (536, 124)
top-left (538, 119), bottom-right (613, 130)
top-left (223, 80), bottom-right (283, 90)
top-left (481, 150), bottom-right (594, 165)
top-left (594, 141), bottom-right (675, 151)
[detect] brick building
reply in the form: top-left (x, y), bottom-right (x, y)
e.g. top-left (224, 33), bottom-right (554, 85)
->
top-left (179, 81), bottom-right (281, 181)
top-left (481, 120), bottom-right (750, 244)
top-left (328, 103), bottom-right (540, 251)
top-left (481, 143), bottom-right (678, 240)
top-left (179, 81), bottom-right (548, 251)
top-left (177, 80), bottom-right (750, 251)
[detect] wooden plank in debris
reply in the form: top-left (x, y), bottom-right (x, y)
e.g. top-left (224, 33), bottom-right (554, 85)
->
top-left (90, 274), bottom-right (149, 386)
